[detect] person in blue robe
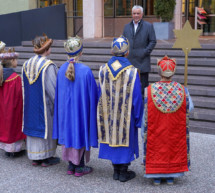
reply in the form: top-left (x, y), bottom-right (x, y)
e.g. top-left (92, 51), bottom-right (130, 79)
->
top-left (97, 36), bottom-right (143, 182)
top-left (22, 34), bottom-right (60, 167)
top-left (53, 36), bottom-right (98, 177)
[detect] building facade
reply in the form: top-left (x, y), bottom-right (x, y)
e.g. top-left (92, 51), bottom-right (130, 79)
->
top-left (0, 0), bottom-right (214, 38)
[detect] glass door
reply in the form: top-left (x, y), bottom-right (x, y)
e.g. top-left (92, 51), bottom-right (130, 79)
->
top-left (200, 0), bottom-right (215, 35)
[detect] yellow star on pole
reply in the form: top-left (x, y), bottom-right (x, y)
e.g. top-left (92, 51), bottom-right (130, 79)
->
top-left (173, 20), bottom-right (202, 54)
top-left (172, 20), bottom-right (202, 86)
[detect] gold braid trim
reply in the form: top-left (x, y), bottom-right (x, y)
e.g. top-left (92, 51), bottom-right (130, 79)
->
top-left (151, 82), bottom-right (185, 114)
top-left (5, 75), bottom-right (19, 82)
top-left (24, 60), bottom-right (53, 85)
top-left (100, 141), bottom-right (129, 147)
top-left (27, 148), bottom-right (56, 154)
top-left (105, 63), bottom-right (133, 81)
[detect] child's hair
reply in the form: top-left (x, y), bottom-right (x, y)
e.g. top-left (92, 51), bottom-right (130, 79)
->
top-left (65, 55), bottom-right (81, 81)
top-left (0, 64), bottom-right (3, 86)
top-left (33, 36), bottom-right (49, 51)
top-left (1, 59), bottom-right (13, 68)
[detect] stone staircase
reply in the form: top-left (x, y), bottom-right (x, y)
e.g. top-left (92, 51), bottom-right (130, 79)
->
top-left (15, 39), bottom-right (215, 135)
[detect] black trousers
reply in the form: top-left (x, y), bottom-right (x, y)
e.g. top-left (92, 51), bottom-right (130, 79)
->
top-left (69, 151), bottom-right (85, 168)
top-left (140, 72), bottom-right (149, 98)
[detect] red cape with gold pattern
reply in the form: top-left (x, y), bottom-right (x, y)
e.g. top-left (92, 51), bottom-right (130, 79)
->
top-left (143, 81), bottom-right (190, 174)
top-left (0, 72), bottom-right (26, 143)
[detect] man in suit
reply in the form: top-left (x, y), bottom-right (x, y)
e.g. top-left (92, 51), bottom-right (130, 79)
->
top-left (123, 5), bottom-right (156, 97)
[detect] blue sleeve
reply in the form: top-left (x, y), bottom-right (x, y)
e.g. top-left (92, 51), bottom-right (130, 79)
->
top-left (185, 87), bottom-right (194, 112)
top-left (87, 70), bottom-right (99, 148)
top-left (141, 88), bottom-right (148, 139)
top-left (132, 73), bottom-right (144, 128)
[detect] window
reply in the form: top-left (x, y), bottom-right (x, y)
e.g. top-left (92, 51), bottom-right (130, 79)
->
top-left (104, 0), bottom-right (153, 17)
top-left (104, 0), bottom-right (114, 17)
top-left (115, 0), bottom-right (134, 16)
top-left (39, 0), bottom-right (63, 8)
top-left (74, 0), bottom-right (83, 16)
top-left (182, 0), bottom-right (198, 16)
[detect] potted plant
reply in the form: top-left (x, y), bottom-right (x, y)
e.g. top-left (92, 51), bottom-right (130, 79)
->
top-left (153, 0), bottom-right (176, 40)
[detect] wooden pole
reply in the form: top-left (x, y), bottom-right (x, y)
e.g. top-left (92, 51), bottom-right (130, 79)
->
top-left (184, 48), bottom-right (189, 86)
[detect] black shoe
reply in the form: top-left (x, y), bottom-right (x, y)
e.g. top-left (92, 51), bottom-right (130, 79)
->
top-left (5, 152), bottom-right (12, 157)
top-left (32, 160), bottom-right (43, 166)
top-left (113, 171), bottom-right (120, 180)
top-left (119, 170), bottom-right (136, 182)
top-left (119, 164), bottom-right (136, 182)
top-left (67, 161), bottom-right (76, 175)
top-left (41, 157), bottom-right (60, 167)
top-left (112, 164), bottom-right (121, 180)
top-left (13, 150), bottom-right (26, 157)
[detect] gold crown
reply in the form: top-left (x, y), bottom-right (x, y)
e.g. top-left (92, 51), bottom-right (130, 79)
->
top-left (32, 33), bottom-right (50, 49)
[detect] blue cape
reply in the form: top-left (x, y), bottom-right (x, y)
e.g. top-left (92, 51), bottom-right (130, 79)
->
top-left (53, 62), bottom-right (98, 150)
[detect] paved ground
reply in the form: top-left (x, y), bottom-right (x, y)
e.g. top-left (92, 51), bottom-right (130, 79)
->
top-left (0, 131), bottom-right (215, 193)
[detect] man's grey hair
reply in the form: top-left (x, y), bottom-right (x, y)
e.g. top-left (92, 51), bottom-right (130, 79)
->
top-left (132, 5), bottom-right (143, 13)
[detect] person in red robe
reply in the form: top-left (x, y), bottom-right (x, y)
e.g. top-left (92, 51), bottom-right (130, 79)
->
top-left (142, 56), bottom-right (194, 185)
top-left (0, 44), bottom-right (26, 157)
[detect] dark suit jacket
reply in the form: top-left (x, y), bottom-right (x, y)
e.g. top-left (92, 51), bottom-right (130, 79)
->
top-left (123, 20), bottom-right (156, 73)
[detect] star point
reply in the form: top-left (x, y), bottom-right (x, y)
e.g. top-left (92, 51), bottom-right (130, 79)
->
top-left (172, 20), bottom-right (202, 54)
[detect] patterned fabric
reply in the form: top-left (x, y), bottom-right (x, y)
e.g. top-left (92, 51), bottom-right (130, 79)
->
top-left (25, 65), bottom-right (58, 160)
top-left (23, 55), bottom-right (53, 85)
top-left (157, 55), bottom-right (176, 77)
top-left (64, 36), bottom-right (83, 56)
top-left (97, 64), bottom-right (137, 147)
top-left (106, 56), bottom-right (133, 80)
top-left (142, 83), bottom-right (190, 174)
top-left (111, 36), bottom-right (129, 56)
top-left (0, 52), bottom-right (19, 60)
top-left (22, 56), bottom-right (55, 139)
top-left (151, 81), bottom-right (184, 113)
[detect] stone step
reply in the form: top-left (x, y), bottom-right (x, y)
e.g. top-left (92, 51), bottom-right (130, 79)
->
top-left (81, 62), bottom-right (215, 76)
top-left (81, 48), bottom-right (215, 58)
top-left (22, 40), bottom-right (65, 47)
top-left (154, 43), bottom-right (215, 50)
top-left (151, 65), bottom-right (215, 76)
top-left (187, 85), bottom-right (215, 97)
top-left (190, 108), bottom-right (215, 122)
top-left (17, 49), bottom-right (215, 67)
top-left (149, 74), bottom-right (215, 86)
top-left (18, 43), bottom-right (215, 58)
top-left (151, 49), bottom-right (215, 58)
top-left (17, 58), bottom-right (215, 78)
top-left (189, 120), bottom-right (215, 135)
top-left (192, 96), bottom-right (215, 109)
top-left (21, 40), bottom-right (215, 50)
top-left (151, 57), bottom-right (215, 67)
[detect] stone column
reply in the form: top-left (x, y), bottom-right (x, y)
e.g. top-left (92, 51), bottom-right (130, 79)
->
top-left (83, 0), bottom-right (103, 38)
top-left (174, 0), bottom-right (182, 29)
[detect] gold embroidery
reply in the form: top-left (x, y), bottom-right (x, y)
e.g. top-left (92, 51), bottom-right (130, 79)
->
top-left (97, 65), bottom-right (137, 147)
top-left (111, 60), bottom-right (122, 71)
top-left (24, 59), bottom-right (53, 85)
top-left (5, 75), bottom-right (19, 82)
top-left (105, 63), bottom-right (133, 81)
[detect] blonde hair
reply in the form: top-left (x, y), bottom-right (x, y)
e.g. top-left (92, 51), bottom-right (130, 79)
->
top-left (0, 64), bottom-right (3, 86)
top-left (65, 54), bottom-right (81, 81)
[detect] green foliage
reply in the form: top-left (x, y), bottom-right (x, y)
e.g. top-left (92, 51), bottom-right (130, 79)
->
top-left (154, 0), bottom-right (176, 22)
